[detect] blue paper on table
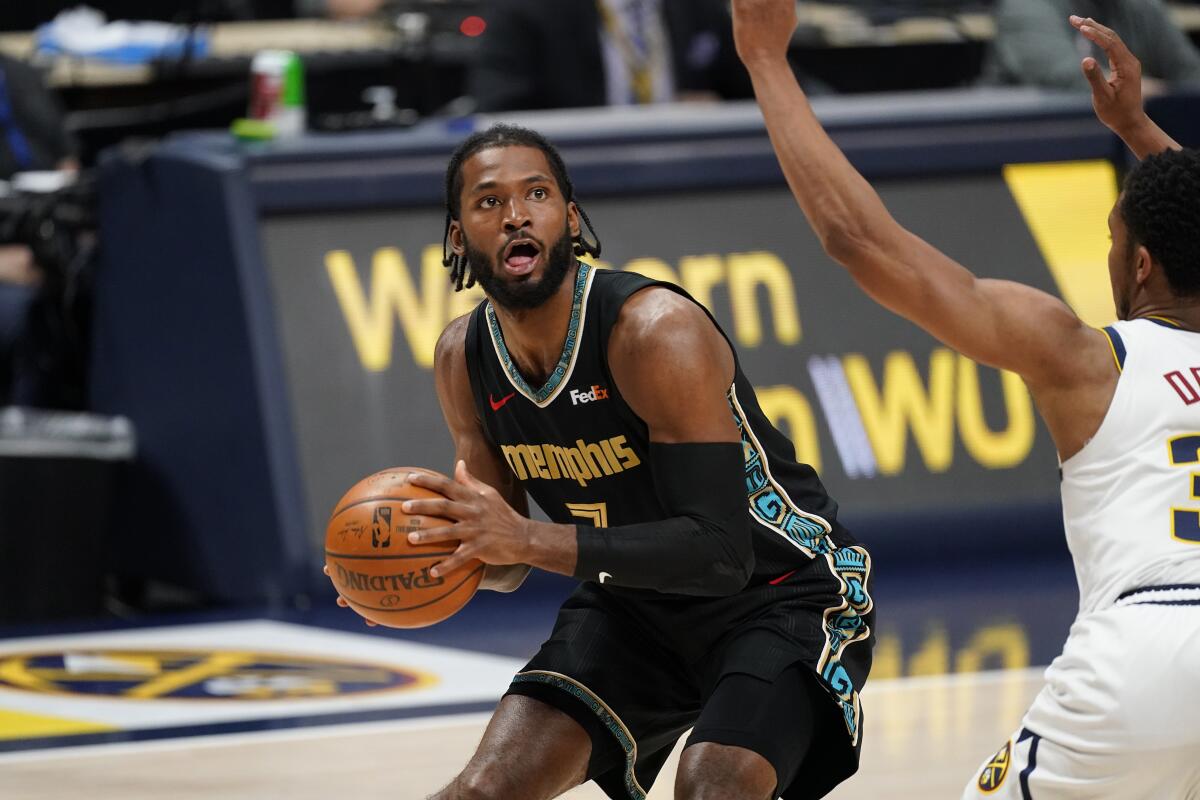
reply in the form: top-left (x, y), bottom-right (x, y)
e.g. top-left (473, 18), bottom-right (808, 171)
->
top-left (34, 7), bottom-right (210, 65)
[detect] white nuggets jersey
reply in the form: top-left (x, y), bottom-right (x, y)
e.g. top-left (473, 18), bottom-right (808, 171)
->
top-left (964, 318), bottom-right (1200, 800)
top-left (1060, 317), bottom-right (1200, 613)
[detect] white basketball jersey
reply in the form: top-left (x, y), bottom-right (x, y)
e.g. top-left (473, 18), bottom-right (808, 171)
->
top-left (1060, 317), bottom-right (1200, 613)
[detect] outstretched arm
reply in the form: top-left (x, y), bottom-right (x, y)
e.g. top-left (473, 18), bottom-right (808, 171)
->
top-left (1070, 15), bottom-right (1182, 159)
top-left (730, 0), bottom-right (1105, 391)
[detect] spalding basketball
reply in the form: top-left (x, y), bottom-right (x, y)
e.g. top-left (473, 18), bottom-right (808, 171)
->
top-left (324, 467), bottom-right (483, 628)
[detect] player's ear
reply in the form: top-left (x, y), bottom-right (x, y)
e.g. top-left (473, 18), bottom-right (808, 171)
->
top-left (567, 201), bottom-right (581, 240)
top-left (1134, 244), bottom-right (1153, 286)
top-left (448, 218), bottom-right (466, 256)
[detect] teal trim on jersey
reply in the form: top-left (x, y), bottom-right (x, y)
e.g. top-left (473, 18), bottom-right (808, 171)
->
top-left (510, 670), bottom-right (647, 800)
top-left (728, 384), bottom-right (872, 746)
top-left (817, 546), bottom-right (874, 747)
top-left (728, 385), bottom-right (834, 555)
top-left (486, 261), bottom-right (591, 406)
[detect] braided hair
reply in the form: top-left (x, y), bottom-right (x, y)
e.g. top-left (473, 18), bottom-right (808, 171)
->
top-left (442, 124), bottom-right (601, 291)
top-left (1119, 148), bottom-right (1200, 296)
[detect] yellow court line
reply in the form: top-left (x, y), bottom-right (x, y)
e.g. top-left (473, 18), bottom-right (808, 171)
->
top-left (0, 709), bottom-right (115, 740)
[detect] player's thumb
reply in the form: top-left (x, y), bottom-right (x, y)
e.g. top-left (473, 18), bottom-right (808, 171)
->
top-left (455, 459), bottom-right (478, 488)
top-left (1081, 57), bottom-right (1109, 95)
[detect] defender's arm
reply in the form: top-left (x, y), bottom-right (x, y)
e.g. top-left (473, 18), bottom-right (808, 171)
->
top-left (729, 0), bottom-right (1127, 465)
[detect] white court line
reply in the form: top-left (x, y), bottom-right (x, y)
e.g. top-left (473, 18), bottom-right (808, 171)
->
top-left (0, 712), bottom-right (494, 766)
top-left (0, 667), bottom-right (1047, 766)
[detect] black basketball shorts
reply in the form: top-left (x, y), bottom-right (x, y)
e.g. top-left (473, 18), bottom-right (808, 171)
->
top-left (504, 547), bottom-right (875, 800)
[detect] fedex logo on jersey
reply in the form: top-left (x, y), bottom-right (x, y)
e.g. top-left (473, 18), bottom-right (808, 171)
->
top-left (570, 385), bottom-right (610, 406)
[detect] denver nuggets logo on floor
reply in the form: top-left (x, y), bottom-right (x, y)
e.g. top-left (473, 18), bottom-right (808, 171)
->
top-left (0, 649), bottom-right (427, 700)
top-left (977, 739), bottom-right (1012, 792)
top-left (0, 620), bottom-right (524, 753)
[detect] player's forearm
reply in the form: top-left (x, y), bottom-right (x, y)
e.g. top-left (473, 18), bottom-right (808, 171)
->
top-left (743, 59), bottom-right (907, 273)
top-left (518, 505), bottom-right (754, 597)
top-left (572, 513), bottom-right (754, 596)
top-left (518, 519), bottom-right (580, 578)
top-left (1115, 113), bottom-right (1182, 160)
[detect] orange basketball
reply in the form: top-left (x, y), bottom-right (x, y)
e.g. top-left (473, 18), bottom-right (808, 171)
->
top-left (324, 467), bottom-right (483, 628)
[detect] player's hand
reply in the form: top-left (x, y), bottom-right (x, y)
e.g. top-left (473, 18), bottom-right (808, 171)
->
top-left (402, 460), bottom-right (532, 577)
top-left (731, 0), bottom-right (797, 68)
top-left (1070, 15), bottom-right (1146, 135)
top-left (322, 564), bottom-right (377, 626)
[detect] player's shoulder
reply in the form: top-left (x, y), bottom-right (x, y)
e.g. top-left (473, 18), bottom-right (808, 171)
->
top-left (612, 284), bottom-right (709, 341)
top-left (434, 311), bottom-right (475, 367)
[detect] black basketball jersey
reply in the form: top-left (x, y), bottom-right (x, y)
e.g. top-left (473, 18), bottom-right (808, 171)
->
top-left (463, 262), bottom-right (860, 586)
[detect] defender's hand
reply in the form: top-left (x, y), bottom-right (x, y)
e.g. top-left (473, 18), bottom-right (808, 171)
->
top-left (1070, 15), bottom-right (1145, 134)
top-left (732, 0), bottom-right (798, 67)
top-left (403, 461), bottom-right (532, 577)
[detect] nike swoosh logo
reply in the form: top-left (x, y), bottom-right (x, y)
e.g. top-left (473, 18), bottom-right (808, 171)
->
top-left (489, 392), bottom-right (517, 411)
top-left (598, 572), bottom-right (612, 584)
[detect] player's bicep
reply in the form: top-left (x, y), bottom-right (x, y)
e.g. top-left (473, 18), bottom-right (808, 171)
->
top-left (849, 230), bottom-right (1096, 382)
top-left (946, 278), bottom-right (1100, 382)
top-left (608, 289), bottom-right (741, 444)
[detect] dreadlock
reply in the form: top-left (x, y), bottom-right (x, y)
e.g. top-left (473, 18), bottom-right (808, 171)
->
top-left (442, 124), bottom-right (602, 291)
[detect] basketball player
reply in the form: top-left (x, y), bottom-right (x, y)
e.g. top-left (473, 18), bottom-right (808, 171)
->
top-left (730, 1), bottom-right (1200, 796)
top-left (375, 128), bottom-right (874, 796)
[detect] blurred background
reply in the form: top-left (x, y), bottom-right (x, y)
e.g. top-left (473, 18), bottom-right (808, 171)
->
top-left (1, 0), bottom-right (1200, 762)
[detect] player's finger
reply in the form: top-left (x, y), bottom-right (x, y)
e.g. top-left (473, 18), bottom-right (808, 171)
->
top-left (430, 550), bottom-right (472, 578)
top-left (336, 595), bottom-right (348, 607)
top-left (1079, 18), bottom-right (1134, 64)
top-left (402, 497), bottom-right (474, 520)
top-left (407, 470), bottom-right (471, 501)
top-left (407, 522), bottom-right (464, 545)
top-left (1081, 56), bottom-right (1111, 95)
top-left (322, 564), bottom-right (330, 576)
top-left (364, 619), bottom-right (377, 627)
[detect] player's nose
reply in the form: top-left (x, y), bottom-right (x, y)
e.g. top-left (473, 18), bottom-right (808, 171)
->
top-left (502, 197), bottom-right (531, 231)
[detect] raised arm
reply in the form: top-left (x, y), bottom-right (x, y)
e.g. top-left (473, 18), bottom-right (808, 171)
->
top-left (432, 314), bottom-right (532, 592)
top-left (730, 1), bottom-right (1106, 382)
top-left (1070, 15), bottom-right (1182, 159)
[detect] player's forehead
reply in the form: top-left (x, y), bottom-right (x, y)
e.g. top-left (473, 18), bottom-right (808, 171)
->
top-left (461, 145), bottom-right (556, 193)
top-left (1107, 195), bottom-right (1123, 229)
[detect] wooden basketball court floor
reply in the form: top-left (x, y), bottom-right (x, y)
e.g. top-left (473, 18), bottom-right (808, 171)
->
top-left (0, 667), bottom-right (1044, 799)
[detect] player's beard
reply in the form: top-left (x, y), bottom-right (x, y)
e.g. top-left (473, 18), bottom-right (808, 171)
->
top-left (464, 224), bottom-right (575, 312)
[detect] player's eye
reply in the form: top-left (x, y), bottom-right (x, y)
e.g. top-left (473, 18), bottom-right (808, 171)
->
top-left (479, 196), bottom-right (500, 208)
top-left (530, 187), bottom-right (548, 200)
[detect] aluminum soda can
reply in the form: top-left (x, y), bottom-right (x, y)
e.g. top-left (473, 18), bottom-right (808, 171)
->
top-left (249, 50), bottom-right (306, 138)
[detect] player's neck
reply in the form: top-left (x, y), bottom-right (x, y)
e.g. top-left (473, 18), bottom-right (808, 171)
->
top-left (1128, 297), bottom-right (1200, 332)
top-left (489, 264), bottom-right (581, 385)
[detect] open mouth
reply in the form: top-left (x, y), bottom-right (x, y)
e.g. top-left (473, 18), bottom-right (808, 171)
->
top-left (503, 239), bottom-right (542, 276)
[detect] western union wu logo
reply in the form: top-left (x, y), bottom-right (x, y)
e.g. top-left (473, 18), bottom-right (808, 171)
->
top-left (501, 435), bottom-right (641, 487)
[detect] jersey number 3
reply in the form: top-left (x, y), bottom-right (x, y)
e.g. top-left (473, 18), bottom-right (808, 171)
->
top-left (1168, 435), bottom-right (1200, 544)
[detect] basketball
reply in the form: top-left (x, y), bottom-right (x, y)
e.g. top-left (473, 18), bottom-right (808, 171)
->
top-left (324, 467), bottom-right (483, 628)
